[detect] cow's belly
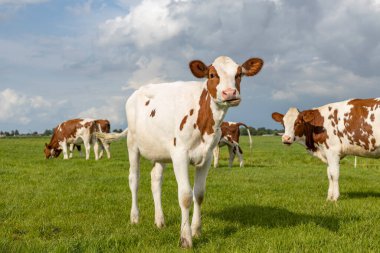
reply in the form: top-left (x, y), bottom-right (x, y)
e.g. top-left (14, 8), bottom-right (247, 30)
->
top-left (344, 145), bottom-right (380, 158)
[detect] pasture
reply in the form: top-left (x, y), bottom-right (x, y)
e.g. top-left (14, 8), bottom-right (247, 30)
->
top-left (0, 136), bottom-right (379, 252)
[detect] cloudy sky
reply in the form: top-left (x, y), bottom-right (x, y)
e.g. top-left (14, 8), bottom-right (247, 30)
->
top-left (1, 0), bottom-right (380, 133)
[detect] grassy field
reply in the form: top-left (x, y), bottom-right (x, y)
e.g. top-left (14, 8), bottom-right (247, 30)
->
top-left (0, 136), bottom-right (380, 252)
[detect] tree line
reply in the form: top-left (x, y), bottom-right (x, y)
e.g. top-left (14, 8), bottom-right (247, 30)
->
top-left (1, 127), bottom-right (281, 137)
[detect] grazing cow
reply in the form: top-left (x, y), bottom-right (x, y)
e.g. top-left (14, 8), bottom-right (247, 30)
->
top-left (99, 56), bottom-right (263, 247)
top-left (213, 121), bottom-right (252, 168)
top-left (272, 98), bottom-right (380, 202)
top-left (44, 118), bottom-right (99, 160)
top-left (68, 119), bottom-right (111, 159)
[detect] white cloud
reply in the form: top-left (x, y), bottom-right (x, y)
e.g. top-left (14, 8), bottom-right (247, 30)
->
top-left (98, 0), bottom-right (189, 48)
top-left (77, 96), bottom-right (127, 127)
top-left (0, 88), bottom-right (52, 124)
top-left (124, 57), bottom-right (168, 89)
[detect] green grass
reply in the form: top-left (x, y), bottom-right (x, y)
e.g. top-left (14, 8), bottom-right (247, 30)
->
top-left (0, 136), bottom-right (379, 252)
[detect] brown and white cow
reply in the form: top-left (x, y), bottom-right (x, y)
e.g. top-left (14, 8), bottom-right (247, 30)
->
top-left (44, 118), bottom-right (100, 160)
top-left (272, 98), bottom-right (380, 202)
top-left (68, 119), bottom-right (111, 159)
top-left (213, 121), bottom-right (252, 168)
top-left (99, 56), bottom-right (263, 248)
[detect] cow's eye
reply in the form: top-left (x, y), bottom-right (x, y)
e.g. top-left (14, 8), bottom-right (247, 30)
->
top-left (210, 73), bottom-right (215, 78)
top-left (235, 73), bottom-right (241, 79)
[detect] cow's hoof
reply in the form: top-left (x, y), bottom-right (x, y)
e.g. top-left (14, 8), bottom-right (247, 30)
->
top-left (180, 237), bottom-right (192, 248)
top-left (191, 226), bottom-right (201, 238)
top-left (155, 219), bottom-right (165, 229)
top-left (130, 214), bottom-right (139, 224)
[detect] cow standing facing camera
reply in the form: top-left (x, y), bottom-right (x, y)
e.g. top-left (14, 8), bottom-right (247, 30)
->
top-left (100, 56), bottom-right (263, 248)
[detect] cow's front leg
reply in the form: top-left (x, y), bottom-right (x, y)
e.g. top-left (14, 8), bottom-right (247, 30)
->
top-left (151, 162), bottom-right (165, 228)
top-left (61, 141), bottom-right (69, 159)
top-left (172, 153), bottom-right (192, 248)
top-left (192, 157), bottom-right (211, 238)
top-left (128, 146), bottom-right (140, 224)
top-left (326, 154), bottom-right (340, 201)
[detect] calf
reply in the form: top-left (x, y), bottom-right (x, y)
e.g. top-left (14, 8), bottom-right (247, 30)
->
top-left (44, 118), bottom-right (99, 160)
top-left (213, 121), bottom-right (252, 168)
top-left (100, 56), bottom-right (263, 247)
top-left (272, 98), bottom-right (380, 201)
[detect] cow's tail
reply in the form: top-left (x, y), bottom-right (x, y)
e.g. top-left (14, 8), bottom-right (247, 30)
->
top-left (96, 128), bottom-right (128, 143)
top-left (237, 123), bottom-right (253, 166)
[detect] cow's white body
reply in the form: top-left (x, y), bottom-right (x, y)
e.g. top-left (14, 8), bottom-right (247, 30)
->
top-left (127, 82), bottom-right (222, 165)
top-left (102, 56), bottom-right (263, 248)
top-left (272, 98), bottom-right (380, 201)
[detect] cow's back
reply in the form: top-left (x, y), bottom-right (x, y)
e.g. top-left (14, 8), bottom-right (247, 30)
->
top-left (319, 98), bottom-right (380, 157)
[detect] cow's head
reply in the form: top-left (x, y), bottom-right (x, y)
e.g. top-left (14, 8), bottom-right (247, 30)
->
top-left (44, 143), bottom-right (61, 159)
top-left (189, 56), bottom-right (263, 107)
top-left (272, 108), bottom-right (326, 151)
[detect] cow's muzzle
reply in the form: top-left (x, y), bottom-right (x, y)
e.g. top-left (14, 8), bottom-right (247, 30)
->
top-left (282, 135), bottom-right (293, 145)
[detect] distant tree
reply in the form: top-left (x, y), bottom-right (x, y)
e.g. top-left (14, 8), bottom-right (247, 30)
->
top-left (43, 129), bottom-right (53, 136)
top-left (14, 130), bottom-right (20, 136)
top-left (113, 129), bottom-right (123, 133)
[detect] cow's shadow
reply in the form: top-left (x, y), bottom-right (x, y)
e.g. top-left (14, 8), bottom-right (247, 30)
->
top-left (208, 204), bottom-right (342, 235)
top-left (344, 191), bottom-right (380, 199)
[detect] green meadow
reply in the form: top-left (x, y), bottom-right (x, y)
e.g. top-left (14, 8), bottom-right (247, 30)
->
top-left (0, 136), bottom-right (379, 252)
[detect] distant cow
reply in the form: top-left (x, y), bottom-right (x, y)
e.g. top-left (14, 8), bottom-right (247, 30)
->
top-left (68, 119), bottom-right (111, 159)
top-left (44, 118), bottom-right (103, 160)
top-left (272, 98), bottom-right (380, 201)
top-left (213, 121), bottom-right (252, 168)
top-left (98, 56), bottom-right (263, 248)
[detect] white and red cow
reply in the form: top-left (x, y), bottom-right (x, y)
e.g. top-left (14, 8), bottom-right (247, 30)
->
top-left (68, 119), bottom-right (111, 159)
top-left (44, 118), bottom-right (100, 160)
top-left (213, 121), bottom-right (252, 168)
top-left (272, 98), bottom-right (380, 202)
top-left (99, 56), bottom-right (263, 248)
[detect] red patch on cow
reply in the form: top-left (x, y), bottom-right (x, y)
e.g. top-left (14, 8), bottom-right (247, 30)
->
top-left (173, 137), bottom-right (176, 146)
top-left (196, 89), bottom-right (215, 139)
top-left (150, 109), bottom-right (156, 117)
top-left (297, 110), bottom-right (329, 151)
top-left (341, 99), bottom-right (380, 151)
top-left (207, 66), bottom-right (220, 99)
top-left (189, 109), bottom-right (194, 116)
top-left (145, 100), bottom-right (150, 106)
top-left (180, 115), bottom-right (188, 130)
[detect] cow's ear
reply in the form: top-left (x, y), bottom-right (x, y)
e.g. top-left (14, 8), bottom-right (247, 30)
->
top-left (242, 58), bottom-right (264, 76)
top-left (271, 112), bottom-right (284, 123)
top-left (189, 60), bottom-right (209, 78)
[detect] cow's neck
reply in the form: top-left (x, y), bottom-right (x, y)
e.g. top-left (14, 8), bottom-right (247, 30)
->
top-left (196, 88), bottom-right (227, 138)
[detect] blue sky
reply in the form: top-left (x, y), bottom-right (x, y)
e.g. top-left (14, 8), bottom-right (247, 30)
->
top-left (1, 0), bottom-right (380, 133)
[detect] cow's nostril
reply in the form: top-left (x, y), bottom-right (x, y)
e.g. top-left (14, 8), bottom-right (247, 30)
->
top-left (233, 90), bottom-right (236, 95)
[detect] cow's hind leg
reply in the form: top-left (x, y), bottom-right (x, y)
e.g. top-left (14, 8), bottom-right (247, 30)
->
top-left (192, 156), bottom-right (211, 238)
top-left (235, 144), bottom-right (244, 168)
top-left (172, 153), bottom-right (192, 248)
top-left (228, 145), bottom-right (235, 168)
top-left (213, 146), bottom-right (220, 168)
top-left (69, 144), bottom-right (74, 158)
top-left (151, 162), bottom-right (165, 228)
top-left (128, 143), bottom-right (140, 224)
